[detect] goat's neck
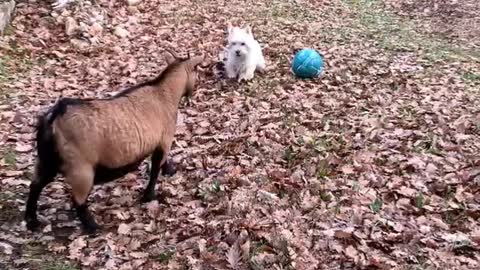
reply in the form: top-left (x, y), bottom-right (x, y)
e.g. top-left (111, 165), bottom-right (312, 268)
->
top-left (155, 76), bottom-right (187, 113)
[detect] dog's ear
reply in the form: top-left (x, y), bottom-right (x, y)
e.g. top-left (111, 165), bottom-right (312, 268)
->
top-left (227, 22), bottom-right (233, 34)
top-left (244, 25), bottom-right (253, 36)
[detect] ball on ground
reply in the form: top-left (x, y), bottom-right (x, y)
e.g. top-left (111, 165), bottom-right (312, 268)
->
top-left (292, 48), bottom-right (324, 79)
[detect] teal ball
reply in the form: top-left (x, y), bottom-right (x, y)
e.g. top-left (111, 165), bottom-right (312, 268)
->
top-left (292, 48), bottom-right (324, 79)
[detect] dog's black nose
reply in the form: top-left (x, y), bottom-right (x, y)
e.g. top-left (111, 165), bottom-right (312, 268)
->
top-left (235, 50), bottom-right (241, 56)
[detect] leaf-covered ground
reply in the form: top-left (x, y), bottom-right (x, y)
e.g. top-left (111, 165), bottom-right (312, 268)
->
top-left (1, 0), bottom-right (479, 269)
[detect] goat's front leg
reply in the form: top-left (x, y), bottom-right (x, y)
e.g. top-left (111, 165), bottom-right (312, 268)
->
top-left (142, 148), bottom-right (176, 202)
top-left (141, 149), bottom-right (162, 202)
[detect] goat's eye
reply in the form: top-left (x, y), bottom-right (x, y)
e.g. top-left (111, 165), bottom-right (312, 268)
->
top-left (241, 42), bottom-right (245, 46)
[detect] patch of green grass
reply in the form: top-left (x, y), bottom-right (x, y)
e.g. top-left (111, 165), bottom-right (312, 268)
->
top-left (251, 239), bottom-right (269, 255)
top-left (0, 200), bottom-right (20, 224)
top-left (280, 105), bottom-right (297, 129)
top-left (267, 0), bottom-right (315, 22)
top-left (211, 180), bottom-right (222, 193)
top-left (414, 192), bottom-right (424, 209)
top-left (258, 78), bottom-right (281, 97)
top-left (463, 71), bottom-right (480, 83)
top-left (244, 82), bottom-right (259, 97)
top-left (0, 191), bottom-right (21, 224)
top-left (316, 158), bottom-right (331, 179)
top-left (282, 145), bottom-right (298, 167)
top-left (155, 249), bottom-right (175, 264)
top-left (370, 197), bottom-right (383, 213)
top-left (1, 24), bottom-right (15, 36)
top-left (443, 211), bottom-right (455, 225)
top-left (276, 239), bottom-right (295, 270)
top-left (0, 38), bottom-right (34, 87)
top-left (195, 180), bottom-right (225, 202)
top-left (342, 0), bottom-right (479, 63)
top-left (1, 242), bottom-right (79, 270)
top-left (0, 55), bottom-right (11, 83)
top-left (444, 185), bottom-right (455, 201)
top-left (399, 106), bottom-right (417, 122)
top-left (333, 201), bottom-right (342, 215)
top-left (414, 132), bottom-right (441, 155)
top-left (248, 240), bottom-right (270, 270)
top-left (442, 206), bottom-right (467, 226)
top-left (306, 137), bottom-right (326, 153)
top-left (2, 148), bottom-right (16, 167)
top-left (44, 262), bottom-right (80, 270)
top-left (319, 190), bottom-right (332, 202)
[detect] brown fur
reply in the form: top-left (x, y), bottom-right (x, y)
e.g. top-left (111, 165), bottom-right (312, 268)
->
top-left (25, 51), bottom-right (204, 234)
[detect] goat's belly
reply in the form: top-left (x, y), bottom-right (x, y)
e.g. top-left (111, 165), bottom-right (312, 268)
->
top-left (97, 138), bottom-right (157, 168)
top-left (93, 158), bottom-right (144, 185)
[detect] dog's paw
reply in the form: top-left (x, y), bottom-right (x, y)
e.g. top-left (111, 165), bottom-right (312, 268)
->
top-left (245, 73), bottom-right (255, 80)
top-left (237, 75), bottom-right (246, 82)
top-left (256, 62), bottom-right (267, 73)
top-left (226, 71), bottom-right (237, 79)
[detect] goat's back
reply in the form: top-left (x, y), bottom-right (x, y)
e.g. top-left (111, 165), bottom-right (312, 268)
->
top-left (51, 87), bottom-right (178, 170)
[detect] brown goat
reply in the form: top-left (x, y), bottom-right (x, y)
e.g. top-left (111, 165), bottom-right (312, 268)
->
top-left (25, 51), bottom-right (204, 234)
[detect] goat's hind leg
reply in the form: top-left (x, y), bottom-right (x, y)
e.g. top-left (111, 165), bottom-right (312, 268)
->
top-left (25, 159), bottom-right (58, 231)
top-left (66, 164), bottom-right (98, 234)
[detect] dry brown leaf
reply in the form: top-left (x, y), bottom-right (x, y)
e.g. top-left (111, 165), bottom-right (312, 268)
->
top-left (118, 223), bottom-right (131, 235)
top-left (226, 244), bottom-right (241, 269)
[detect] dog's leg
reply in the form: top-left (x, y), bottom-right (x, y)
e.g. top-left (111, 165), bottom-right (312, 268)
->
top-left (226, 64), bottom-right (237, 79)
top-left (243, 65), bottom-right (256, 81)
top-left (256, 56), bottom-right (266, 73)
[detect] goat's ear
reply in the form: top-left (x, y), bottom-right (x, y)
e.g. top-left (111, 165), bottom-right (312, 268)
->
top-left (164, 50), bottom-right (176, 65)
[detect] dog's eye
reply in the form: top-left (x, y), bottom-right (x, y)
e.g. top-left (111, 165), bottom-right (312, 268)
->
top-left (241, 42), bottom-right (245, 46)
top-left (231, 42), bottom-right (236, 46)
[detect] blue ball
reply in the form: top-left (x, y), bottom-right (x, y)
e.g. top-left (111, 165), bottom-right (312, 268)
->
top-left (292, 48), bottom-right (324, 79)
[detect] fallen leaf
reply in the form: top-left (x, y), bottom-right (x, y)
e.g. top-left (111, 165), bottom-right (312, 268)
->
top-left (118, 223), bottom-right (131, 235)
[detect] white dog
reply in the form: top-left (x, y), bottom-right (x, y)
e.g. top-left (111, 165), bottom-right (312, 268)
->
top-left (224, 23), bottom-right (266, 82)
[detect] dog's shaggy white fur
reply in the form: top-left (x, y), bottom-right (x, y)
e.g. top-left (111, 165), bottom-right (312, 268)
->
top-left (224, 23), bottom-right (266, 82)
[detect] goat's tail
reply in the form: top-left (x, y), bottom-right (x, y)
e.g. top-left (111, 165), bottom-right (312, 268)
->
top-left (25, 100), bottom-right (66, 230)
top-left (34, 99), bottom-right (68, 180)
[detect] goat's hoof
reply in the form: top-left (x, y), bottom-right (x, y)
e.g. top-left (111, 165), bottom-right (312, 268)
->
top-left (82, 223), bottom-right (100, 235)
top-left (26, 218), bottom-right (41, 231)
top-left (141, 192), bottom-right (167, 204)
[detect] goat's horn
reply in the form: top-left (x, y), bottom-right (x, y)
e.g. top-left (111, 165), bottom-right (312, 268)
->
top-left (189, 54), bottom-right (205, 66)
top-left (164, 48), bottom-right (179, 59)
